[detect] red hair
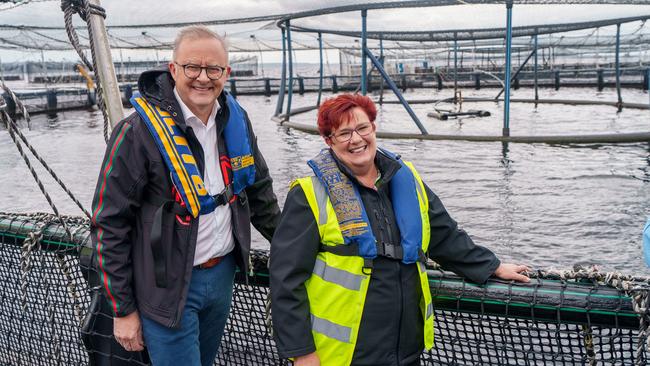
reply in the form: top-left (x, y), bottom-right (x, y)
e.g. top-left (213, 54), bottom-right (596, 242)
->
top-left (317, 94), bottom-right (377, 137)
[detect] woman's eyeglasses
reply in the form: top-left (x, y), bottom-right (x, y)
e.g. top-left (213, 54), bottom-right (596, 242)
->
top-left (329, 123), bottom-right (373, 143)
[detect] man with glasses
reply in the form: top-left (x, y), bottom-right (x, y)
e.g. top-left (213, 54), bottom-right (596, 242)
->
top-left (90, 25), bottom-right (280, 366)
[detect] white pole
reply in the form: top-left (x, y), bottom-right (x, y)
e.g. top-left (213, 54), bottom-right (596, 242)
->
top-left (88, 0), bottom-right (124, 128)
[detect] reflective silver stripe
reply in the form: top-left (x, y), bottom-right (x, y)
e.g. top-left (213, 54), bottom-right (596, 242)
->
top-left (414, 178), bottom-right (424, 201)
top-left (426, 303), bottom-right (434, 319)
top-left (311, 176), bottom-right (328, 225)
top-left (313, 258), bottom-right (364, 291)
top-left (311, 314), bottom-right (352, 343)
top-left (418, 262), bottom-right (426, 273)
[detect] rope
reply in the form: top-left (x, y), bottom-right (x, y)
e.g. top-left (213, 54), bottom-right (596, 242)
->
top-left (425, 260), bottom-right (650, 364)
top-left (61, 0), bottom-right (110, 143)
top-left (0, 113), bottom-right (74, 241)
top-left (1, 83), bottom-right (91, 219)
top-left (529, 266), bottom-right (650, 366)
top-left (19, 217), bottom-right (45, 312)
top-left (1, 81), bottom-right (31, 128)
top-left (3, 211), bottom-right (89, 324)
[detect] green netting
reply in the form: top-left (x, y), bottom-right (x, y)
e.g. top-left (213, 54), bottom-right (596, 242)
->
top-left (0, 212), bottom-right (648, 365)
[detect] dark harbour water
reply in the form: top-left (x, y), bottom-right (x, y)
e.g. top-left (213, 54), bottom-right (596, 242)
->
top-left (1, 87), bottom-right (650, 275)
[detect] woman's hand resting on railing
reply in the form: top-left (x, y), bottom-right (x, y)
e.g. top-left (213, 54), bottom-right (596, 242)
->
top-left (493, 263), bottom-right (531, 283)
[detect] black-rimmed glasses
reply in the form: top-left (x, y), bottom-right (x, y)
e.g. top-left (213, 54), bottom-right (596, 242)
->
top-left (174, 62), bottom-right (227, 80)
top-left (329, 123), bottom-right (374, 143)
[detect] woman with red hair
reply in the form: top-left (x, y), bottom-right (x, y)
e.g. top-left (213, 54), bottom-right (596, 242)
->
top-left (270, 94), bottom-right (529, 366)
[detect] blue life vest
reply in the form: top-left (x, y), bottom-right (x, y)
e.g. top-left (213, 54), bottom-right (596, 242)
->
top-left (130, 92), bottom-right (255, 218)
top-left (307, 148), bottom-right (425, 264)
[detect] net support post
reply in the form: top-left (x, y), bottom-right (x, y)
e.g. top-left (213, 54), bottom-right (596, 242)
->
top-left (379, 37), bottom-right (385, 105)
top-left (229, 80), bottom-right (237, 99)
top-left (533, 32), bottom-right (539, 105)
top-left (361, 9), bottom-right (368, 96)
top-left (286, 20), bottom-right (294, 121)
top-left (88, 0), bottom-right (124, 128)
top-left (454, 34), bottom-right (458, 103)
top-left (644, 68), bottom-right (649, 92)
top-left (364, 46), bottom-right (428, 135)
top-left (274, 26), bottom-right (287, 118)
top-left (503, 0), bottom-right (514, 136)
top-left (615, 23), bottom-right (622, 112)
top-left (317, 32), bottom-right (324, 106)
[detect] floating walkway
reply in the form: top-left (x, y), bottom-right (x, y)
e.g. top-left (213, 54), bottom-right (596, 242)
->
top-left (278, 96), bottom-right (650, 144)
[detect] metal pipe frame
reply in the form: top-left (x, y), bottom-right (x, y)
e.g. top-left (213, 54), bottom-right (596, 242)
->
top-left (364, 46), bottom-right (428, 135)
top-left (615, 23), bottom-right (622, 111)
top-left (454, 35), bottom-right (459, 102)
top-left (503, 0), bottom-right (514, 136)
top-left (534, 32), bottom-right (539, 104)
top-left (286, 20), bottom-right (294, 120)
top-left (274, 26), bottom-right (287, 116)
top-left (317, 32), bottom-right (323, 106)
top-left (495, 48), bottom-right (536, 100)
top-left (379, 37), bottom-right (385, 105)
top-left (361, 9), bottom-right (368, 96)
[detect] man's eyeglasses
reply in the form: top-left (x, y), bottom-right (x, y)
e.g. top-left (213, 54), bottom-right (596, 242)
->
top-left (174, 62), bottom-right (227, 80)
top-left (329, 123), bottom-right (374, 143)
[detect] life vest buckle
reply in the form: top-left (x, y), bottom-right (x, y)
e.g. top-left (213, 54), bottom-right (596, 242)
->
top-left (362, 258), bottom-right (373, 275)
top-left (377, 242), bottom-right (403, 260)
top-left (213, 184), bottom-right (235, 206)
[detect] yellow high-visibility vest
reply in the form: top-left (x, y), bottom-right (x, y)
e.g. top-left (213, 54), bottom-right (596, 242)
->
top-left (291, 161), bottom-right (434, 366)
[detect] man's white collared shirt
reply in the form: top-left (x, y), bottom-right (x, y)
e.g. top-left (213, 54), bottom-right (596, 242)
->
top-left (173, 88), bottom-right (235, 266)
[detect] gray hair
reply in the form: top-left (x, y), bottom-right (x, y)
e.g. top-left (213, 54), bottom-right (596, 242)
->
top-left (172, 25), bottom-right (229, 61)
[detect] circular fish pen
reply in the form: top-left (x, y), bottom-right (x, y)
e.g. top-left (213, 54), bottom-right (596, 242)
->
top-left (271, 0), bottom-right (650, 144)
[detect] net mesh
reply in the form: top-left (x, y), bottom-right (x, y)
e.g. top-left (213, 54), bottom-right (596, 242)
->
top-left (0, 212), bottom-right (648, 365)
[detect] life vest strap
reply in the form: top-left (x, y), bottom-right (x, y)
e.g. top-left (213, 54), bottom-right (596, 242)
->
top-left (145, 184), bottom-right (234, 288)
top-left (320, 241), bottom-right (416, 262)
top-left (320, 243), bottom-right (359, 256)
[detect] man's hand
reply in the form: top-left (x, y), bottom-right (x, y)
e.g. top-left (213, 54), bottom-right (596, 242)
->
top-left (294, 352), bottom-right (320, 366)
top-left (114, 310), bottom-right (145, 352)
top-left (494, 263), bottom-right (530, 283)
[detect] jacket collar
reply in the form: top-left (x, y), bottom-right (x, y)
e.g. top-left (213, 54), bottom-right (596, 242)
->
top-left (329, 147), bottom-right (402, 188)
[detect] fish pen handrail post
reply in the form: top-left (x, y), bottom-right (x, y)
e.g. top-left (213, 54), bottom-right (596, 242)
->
top-left (454, 34), bottom-right (458, 103)
top-left (317, 32), bottom-right (324, 107)
top-left (503, 0), bottom-right (514, 137)
top-left (286, 20), bottom-right (294, 121)
top-left (274, 26), bottom-right (287, 117)
top-left (364, 47), bottom-right (428, 135)
top-left (361, 9), bottom-right (368, 96)
top-left (647, 68), bottom-right (650, 108)
top-left (616, 23), bottom-right (623, 111)
top-left (379, 36), bottom-right (385, 105)
top-left (495, 48), bottom-right (536, 100)
top-left (534, 32), bottom-right (539, 105)
top-left (88, 0), bottom-right (123, 128)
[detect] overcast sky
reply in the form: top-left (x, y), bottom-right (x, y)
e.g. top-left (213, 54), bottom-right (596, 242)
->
top-left (1, 1), bottom-right (650, 63)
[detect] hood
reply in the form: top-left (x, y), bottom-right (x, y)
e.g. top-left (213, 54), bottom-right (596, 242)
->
top-left (137, 66), bottom-right (176, 107)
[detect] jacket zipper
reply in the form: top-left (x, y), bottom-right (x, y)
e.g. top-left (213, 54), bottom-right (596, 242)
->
top-left (395, 260), bottom-right (402, 365)
top-left (170, 217), bottom-right (195, 328)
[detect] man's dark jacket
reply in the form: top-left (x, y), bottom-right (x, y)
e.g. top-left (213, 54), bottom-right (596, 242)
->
top-left (270, 151), bottom-right (500, 366)
top-left (90, 68), bottom-right (280, 328)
